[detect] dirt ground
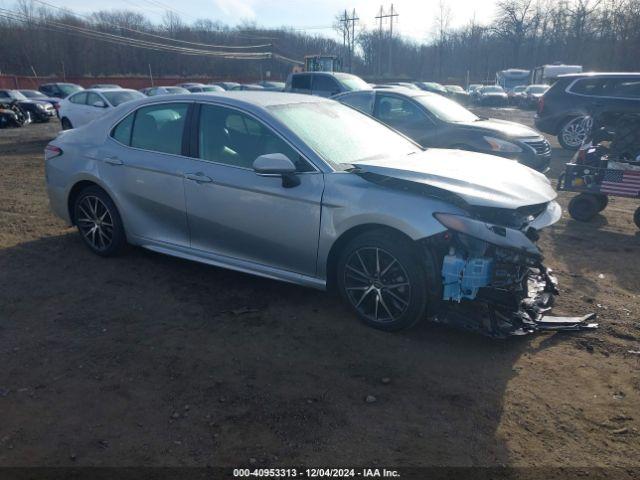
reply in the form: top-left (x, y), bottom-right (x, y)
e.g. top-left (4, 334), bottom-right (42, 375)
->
top-left (0, 107), bottom-right (639, 474)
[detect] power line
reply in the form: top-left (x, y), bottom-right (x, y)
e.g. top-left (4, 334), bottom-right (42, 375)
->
top-left (375, 4), bottom-right (398, 77)
top-left (339, 9), bottom-right (358, 73)
top-left (30, 0), bottom-right (272, 50)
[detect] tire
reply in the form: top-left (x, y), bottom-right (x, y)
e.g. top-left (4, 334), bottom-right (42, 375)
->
top-left (558, 116), bottom-right (588, 150)
top-left (568, 193), bottom-right (600, 222)
top-left (73, 186), bottom-right (127, 257)
top-left (336, 229), bottom-right (429, 331)
top-left (61, 117), bottom-right (73, 130)
top-left (634, 207), bottom-right (640, 230)
top-left (594, 194), bottom-right (608, 212)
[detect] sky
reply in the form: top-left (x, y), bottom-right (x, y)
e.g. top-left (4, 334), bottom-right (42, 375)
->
top-left (2, 0), bottom-right (500, 42)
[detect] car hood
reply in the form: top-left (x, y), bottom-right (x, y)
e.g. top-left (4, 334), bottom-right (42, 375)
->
top-left (481, 92), bottom-right (507, 96)
top-left (455, 117), bottom-right (541, 139)
top-left (354, 149), bottom-right (556, 209)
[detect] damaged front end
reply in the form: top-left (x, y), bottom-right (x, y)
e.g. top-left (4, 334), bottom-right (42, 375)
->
top-left (424, 206), bottom-right (598, 337)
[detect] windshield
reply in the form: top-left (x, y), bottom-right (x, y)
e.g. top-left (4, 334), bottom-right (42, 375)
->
top-left (268, 101), bottom-right (420, 168)
top-left (7, 90), bottom-right (28, 100)
top-left (481, 86), bottom-right (504, 93)
top-left (513, 86), bottom-right (526, 93)
top-left (202, 86), bottom-right (223, 92)
top-left (445, 85), bottom-right (464, 93)
top-left (166, 87), bottom-right (190, 94)
top-left (335, 74), bottom-right (371, 92)
top-left (527, 85), bottom-right (549, 94)
top-left (102, 90), bottom-right (145, 106)
top-left (413, 94), bottom-right (478, 123)
top-left (59, 84), bottom-right (83, 95)
top-left (20, 90), bottom-right (45, 98)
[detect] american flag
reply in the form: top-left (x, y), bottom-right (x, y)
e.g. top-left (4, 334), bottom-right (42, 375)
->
top-left (600, 169), bottom-right (640, 197)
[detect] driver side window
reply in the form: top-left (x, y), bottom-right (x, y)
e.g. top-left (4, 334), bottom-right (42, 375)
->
top-left (197, 104), bottom-right (314, 172)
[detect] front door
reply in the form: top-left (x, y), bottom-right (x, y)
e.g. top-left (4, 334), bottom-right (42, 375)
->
top-left (183, 103), bottom-right (324, 276)
top-left (374, 93), bottom-right (439, 147)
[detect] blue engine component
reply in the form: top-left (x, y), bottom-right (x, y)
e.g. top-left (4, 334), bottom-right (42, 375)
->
top-left (442, 248), bottom-right (494, 302)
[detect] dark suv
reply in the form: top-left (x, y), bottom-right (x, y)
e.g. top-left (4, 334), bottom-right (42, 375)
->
top-left (39, 82), bottom-right (84, 99)
top-left (285, 72), bottom-right (370, 97)
top-left (535, 73), bottom-right (640, 150)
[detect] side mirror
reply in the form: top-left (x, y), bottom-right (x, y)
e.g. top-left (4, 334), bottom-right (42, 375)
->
top-left (92, 100), bottom-right (107, 108)
top-left (253, 153), bottom-right (300, 188)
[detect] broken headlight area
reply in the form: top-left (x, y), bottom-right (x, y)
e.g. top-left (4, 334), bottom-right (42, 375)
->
top-left (425, 215), bottom-right (598, 337)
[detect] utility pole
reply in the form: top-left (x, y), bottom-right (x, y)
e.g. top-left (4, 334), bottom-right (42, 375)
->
top-left (375, 6), bottom-right (384, 78)
top-left (339, 9), bottom-right (359, 73)
top-left (388, 4), bottom-right (398, 76)
top-left (375, 5), bottom-right (399, 79)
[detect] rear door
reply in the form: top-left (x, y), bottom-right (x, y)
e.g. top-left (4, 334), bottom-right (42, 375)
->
top-left (97, 102), bottom-right (192, 247)
top-left (181, 102), bottom-right (324, 276)
top-left (65, 92), bottom-right (89, 126)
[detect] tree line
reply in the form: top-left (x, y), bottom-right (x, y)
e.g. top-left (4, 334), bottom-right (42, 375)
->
top-left (0, 0), bottom-right (639, 84)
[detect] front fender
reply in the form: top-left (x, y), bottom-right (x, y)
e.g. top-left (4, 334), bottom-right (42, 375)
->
top-left (316, 173), bottom-right (466, 279)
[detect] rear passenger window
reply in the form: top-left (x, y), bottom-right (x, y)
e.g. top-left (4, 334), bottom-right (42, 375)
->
top-left (571, 78), bottom-right (605, 96)
top-left (130, 103), bottom-right (188, 155)
top-left (313, 76), bottom-right (340, 93)
top-left (292, 75), bottom-right (311, 90)
top-left (111, 113), bottom-right (134, 145)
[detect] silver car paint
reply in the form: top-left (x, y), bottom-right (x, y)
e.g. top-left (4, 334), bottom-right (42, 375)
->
top-left (45, 92), bottom-right (558, 290)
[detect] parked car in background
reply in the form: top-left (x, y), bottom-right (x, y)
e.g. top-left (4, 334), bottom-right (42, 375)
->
top-left (0, 89), bottom-right (56, 122)
top-left (414, 81), bottom-right (448, 96)
top-left (380, 82), bottom-right (420, 90)
top-left (58, 88), bottom-right (145, 129)
top-left (143, 86), bottom-right (190, 97)
top-left (467, 84), bottom-right (483, 102)
top-left (176, 82), bottom-right (205, 89)
top-left (535, 72), bottom-right (640, 150)
top-left (476, 85), bottom-right (508, 106)
top-left (230, 84), bottom-right (265, 91)
top-left (18, 89), bottom-right (61, 114)
top-left (521, 84), bottom-right (549, 109)
top-left (44, 91), bottom-right (580, 336)
top-left (444, 85), bottom-right (469, 104)
top-left (39, 82), bottom-right (83, 99)
top-left (258, 81), bottom-right (285, 91)
top-left (508, 85), bottom-right (527, 105)
top-left (334, 87), bottom-right (551, 172)
top-left (285, 72), bottom-right (370, 97)
top-left (185, 85), bottom-right (225, 93)
top-left (89, 84), bottom-right (121, 89)
top-left (212, 82), bottom-right (241, 91)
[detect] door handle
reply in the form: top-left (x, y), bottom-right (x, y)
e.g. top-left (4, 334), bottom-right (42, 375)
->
top-left (184, 172), bottom-right (213, 183)
top-left (104, 155), bottom-right (123, 166)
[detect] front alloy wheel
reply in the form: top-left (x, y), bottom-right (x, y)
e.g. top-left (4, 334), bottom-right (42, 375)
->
top-left (559, 117), bottom-right (589, 150)
top-left (337, 230), bottom-right (429, 331)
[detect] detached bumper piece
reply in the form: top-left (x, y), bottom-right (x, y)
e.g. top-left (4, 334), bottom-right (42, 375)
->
top-left (434, 245), bottom-right (598, 337)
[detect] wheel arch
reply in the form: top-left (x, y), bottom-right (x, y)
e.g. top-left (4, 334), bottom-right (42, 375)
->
top-left (325, 223), bottom-right (417, 291)
top-left (66, 177), bottom-right (118, 225)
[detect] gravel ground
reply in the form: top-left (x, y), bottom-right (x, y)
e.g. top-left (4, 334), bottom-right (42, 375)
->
top-left (0, 108), bottom-right (639, 473)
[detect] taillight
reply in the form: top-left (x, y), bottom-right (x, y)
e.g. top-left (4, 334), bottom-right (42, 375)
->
top-left (537, 96), bottom-right (544, 114)
top-left (44, 144), bottom-right (63, 160)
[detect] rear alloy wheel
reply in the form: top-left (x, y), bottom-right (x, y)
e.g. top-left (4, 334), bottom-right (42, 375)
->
top-left (337, 230), bottom-right (429, 331)
top-left (568, 193), bottom-right (601, 222)
top-left (558, 116), bottom-right (588, 150)
top-left (73, 186), bottom-right (126, 257)
top-left (61, 117), bottom-right (73, 130)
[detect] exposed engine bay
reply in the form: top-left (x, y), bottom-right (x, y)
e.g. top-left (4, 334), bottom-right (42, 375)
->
top-left (425, 207), bottom-right (598, 337)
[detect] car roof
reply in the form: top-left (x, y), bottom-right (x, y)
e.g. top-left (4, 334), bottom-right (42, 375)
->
top-left (124, 91), bottom-right (333, 110)
top-left (559, 72), bottom-right (640, 78)
top-left (85, 88), bottom-right (136, 93)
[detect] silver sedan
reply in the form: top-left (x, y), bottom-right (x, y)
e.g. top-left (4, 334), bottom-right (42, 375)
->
top-left (45, 92), bottom-right (591, 336)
